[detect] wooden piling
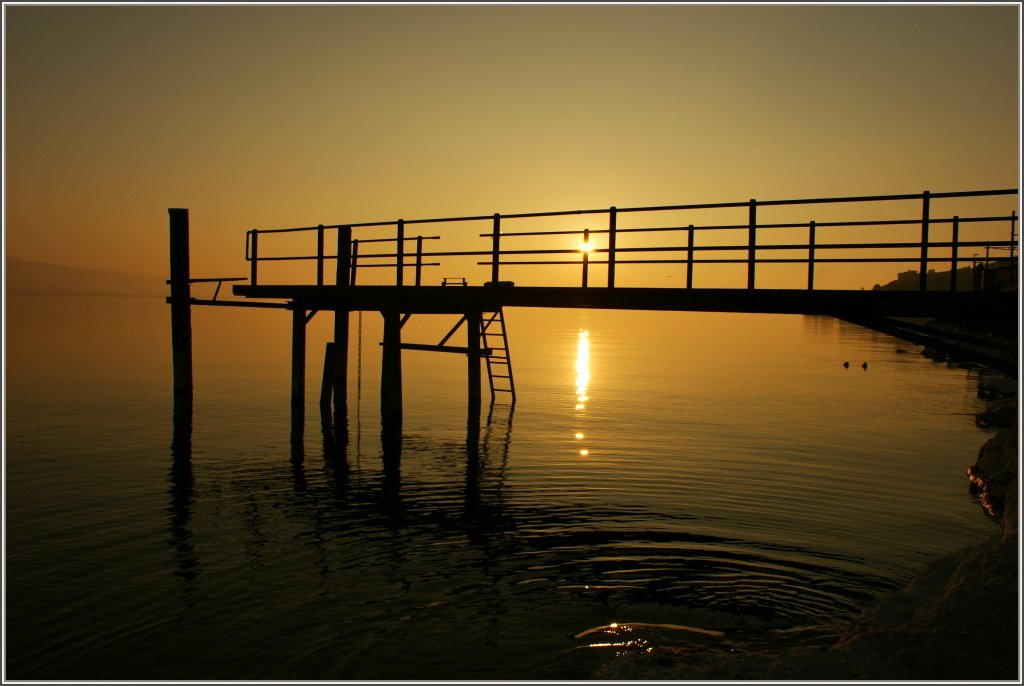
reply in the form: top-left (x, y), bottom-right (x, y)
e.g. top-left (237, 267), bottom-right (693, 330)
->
top-left (381, 310), bottom-right (403, 433)
top-left (333, 227), bottom-right (352, 415)
top-left (168, 208), bottom-right (193, 398)
top-left (292, 305), bottom-right (306, 408)
top-left (320, 342), bottom-right (335, 408)
top-left (466, 311), bottom-right (482, 429)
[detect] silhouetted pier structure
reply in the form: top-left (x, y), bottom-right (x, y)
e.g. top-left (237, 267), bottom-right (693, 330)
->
top-left (168, 188), bottom-right (1018, 438)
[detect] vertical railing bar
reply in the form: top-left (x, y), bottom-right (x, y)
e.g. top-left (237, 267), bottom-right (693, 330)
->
top-left (415, 235), bottom-right (423, 286)
top-left (337, 225), bottom-right (352, 289)
top-left (919, 190), bottom-right (930, 291)
top-left (317, 224), bottom-right (325, 286)
top-left (350, 239), bottom-right (359, 286)
top-left (807, 220), bottom-right (816, 291)
top-left (1010, 210), bottom-right (1018, 260)
top-left (250, 230), bottom-right (259, 286)
top-left (396, 219), bottom-right (405, 286)
top-left (491, 214), bottom-right (501, 285)
top-left (686, 224), bottom-right (694, 289)
top-left (950, 215), bottom-right (959, 292)
top-left (607, 206), bottom-right (617, 288)
top-left (582, 228), bottom-right (590, 288)
top-left (747, 199), bottom-right (757, 289)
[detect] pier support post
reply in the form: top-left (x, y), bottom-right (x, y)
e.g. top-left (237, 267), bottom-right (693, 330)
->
top-left (466, 312), bottom-right (482, 432)
top-left (381, 310), bottom-right (403, 437)
top-left (333, 226), bottom-right (352, 422)
top-left (168, 208), bottom-right (193, 398)
top-left (320, 342), bottom-right (336, 409)
top-left (292, 305), bottom-right (306, 409)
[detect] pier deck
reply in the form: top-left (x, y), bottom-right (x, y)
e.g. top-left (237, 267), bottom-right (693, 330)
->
top-left (233, 284), bottom-right (1016, 320)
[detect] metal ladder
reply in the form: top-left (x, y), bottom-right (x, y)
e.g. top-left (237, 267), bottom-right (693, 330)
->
top-left (481, 308), bottom-right (516, 404)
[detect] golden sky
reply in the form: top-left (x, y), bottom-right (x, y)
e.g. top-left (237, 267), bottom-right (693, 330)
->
top-left (4, 4), bottom-right (1020, 285)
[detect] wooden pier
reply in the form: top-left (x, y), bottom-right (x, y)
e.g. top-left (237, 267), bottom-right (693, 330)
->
top-left (168, 188), bottom-right (1018, 440)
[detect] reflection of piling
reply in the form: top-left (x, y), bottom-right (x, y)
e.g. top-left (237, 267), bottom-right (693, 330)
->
top-left (168, 208), bottom-right (193, 398)
top-left (380, 414), bottom-right (402, 507)
top-left (169, 393), bottom-right (198, 583)
top-left (290, 409), bottom-right (306, 490)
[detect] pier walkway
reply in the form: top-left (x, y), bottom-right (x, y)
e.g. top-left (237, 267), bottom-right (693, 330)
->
top-left (168, 187), bottom-right (1019, 435)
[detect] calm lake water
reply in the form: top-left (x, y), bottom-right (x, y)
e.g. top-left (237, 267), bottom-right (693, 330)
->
top-left (4, 293), bottom-right (1004, 679)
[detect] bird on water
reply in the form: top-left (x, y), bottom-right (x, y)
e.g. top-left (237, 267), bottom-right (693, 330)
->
top-left (862, 362), bottom-right (868, 370)
top-left (843, 361), bottom-right (850, 368)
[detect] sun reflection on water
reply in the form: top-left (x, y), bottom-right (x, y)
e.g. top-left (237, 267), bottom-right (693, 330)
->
top-left (575, 329), bottom-right (590, 409)
top-left (575, 329), bottom-right (590, 456)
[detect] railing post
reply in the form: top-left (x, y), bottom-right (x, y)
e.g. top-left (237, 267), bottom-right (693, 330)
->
top-left (747, 199), bottom-right (757, 289)
top-left (396, 219), bottom-right (405, 287)
top-left (316, 224), bottom-right (325, 286)
top-left (250, 230), bottom-right (259, 286)
top-left (337, 226), bottom-right (352, 288)
top-left (1010, 210), bottom-right (1018, 260)
top-left (350, 239), bottom-right (359, 286)
top-left (686, 224), bottom-right (694, 289)
top-left (491, 213), bottom-right (501, 285)
top-left (950, 215), bottom-right (959, 292)
top-left (415, 236), bottom-right (423, 287)
top-left (919, 190), bottom-right (930, 291)
top-left (607, 206), bottom-right (617, 288)
top-left (581, 228), bottom-right (590, 288)
top-left (807, 220), bottom-right (816, 291)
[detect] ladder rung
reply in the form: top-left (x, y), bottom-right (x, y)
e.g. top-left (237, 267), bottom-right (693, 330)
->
top-left (493, 388), bottom-right (514, 393)
top-left (491, 374), bottom-right (511, 379)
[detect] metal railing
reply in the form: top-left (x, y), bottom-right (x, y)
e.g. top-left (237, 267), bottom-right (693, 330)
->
top-left (243, 188), bottom-right (1018, 292)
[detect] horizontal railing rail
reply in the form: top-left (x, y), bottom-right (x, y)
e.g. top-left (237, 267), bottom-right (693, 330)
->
top-left (242, 188), bottom-right (1018, 292)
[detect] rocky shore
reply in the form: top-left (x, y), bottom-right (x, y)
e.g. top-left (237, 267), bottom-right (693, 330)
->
top-left (595, 385), bottom-right (1019, 681)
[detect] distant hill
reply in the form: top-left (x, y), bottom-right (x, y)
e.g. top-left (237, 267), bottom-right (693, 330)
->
top-left (872, 264), bottom-right (1016, 292)
top-left (6, 257), bottom-right (165, 297)
top-left (871, 267), bottom-right (976, 292)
